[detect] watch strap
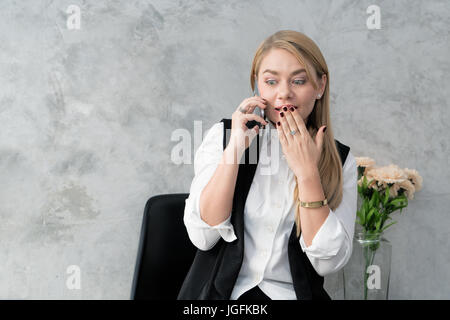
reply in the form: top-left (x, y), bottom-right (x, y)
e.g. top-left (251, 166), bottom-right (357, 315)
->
top-left (300, 198), bottom-right (328, 208)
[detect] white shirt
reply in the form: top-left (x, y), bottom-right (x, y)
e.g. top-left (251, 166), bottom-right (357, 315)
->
top-left (183, 120), bottom-right (357, 300)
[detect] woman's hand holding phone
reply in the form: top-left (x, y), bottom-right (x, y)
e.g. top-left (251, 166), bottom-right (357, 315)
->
top-left (228, 96), bottom-right (268, 155)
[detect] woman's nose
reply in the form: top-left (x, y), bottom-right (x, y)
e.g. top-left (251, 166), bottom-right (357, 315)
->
top-left (277, 82), bottom-right (292, 99)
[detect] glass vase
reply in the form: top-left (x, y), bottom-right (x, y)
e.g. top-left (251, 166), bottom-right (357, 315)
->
top-left (343, 231), bottom-right (392, 300)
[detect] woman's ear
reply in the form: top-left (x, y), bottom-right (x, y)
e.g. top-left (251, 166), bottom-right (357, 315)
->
top-left (320, 74), bottom-right (327, 96)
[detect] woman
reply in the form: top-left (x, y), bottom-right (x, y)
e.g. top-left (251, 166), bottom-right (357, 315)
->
top-left (178, 30), bottom-right (357, 300)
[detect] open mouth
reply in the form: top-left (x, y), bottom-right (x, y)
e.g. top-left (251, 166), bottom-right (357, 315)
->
top-left (274, 105), bottom-right (298, 112)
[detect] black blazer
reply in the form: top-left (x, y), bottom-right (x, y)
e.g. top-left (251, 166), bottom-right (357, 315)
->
top-left (177, 119), bottom-right (350, 300)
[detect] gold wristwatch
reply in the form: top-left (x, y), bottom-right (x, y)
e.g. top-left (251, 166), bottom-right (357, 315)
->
top-left (300, 198), bottom-right (328, 208)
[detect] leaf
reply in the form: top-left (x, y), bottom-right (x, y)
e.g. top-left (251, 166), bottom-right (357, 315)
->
top-left (381, 221), bottom-right (397, 232)
top-left (376, 190), bottom-right (381, 207)
top-left (363, 175), bottom-right (368, 188)
top-left (369, 191), bottom-right (377, 207)
top-left (383, 186), bottom-right (390, 206)
top-left (388, 196), bottom-right (409, 212)
top-left (375, 217), bottom-right (382, 231)
top-left (366, 208), bottom-right (376, 227)
top-left (356, 209), bottom-right (364, 225)
top-left (363, 198), bottom-right (370, 213)
top-left (361, 206), bottom-right (367, 225)
top-left (390, 197), bottom-right (407, 206)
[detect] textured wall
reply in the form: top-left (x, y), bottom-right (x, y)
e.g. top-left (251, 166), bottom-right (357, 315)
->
top-left (0, 0), bottom-right (448, 299)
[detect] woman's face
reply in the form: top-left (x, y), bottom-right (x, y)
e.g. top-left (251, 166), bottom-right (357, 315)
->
top-left (257, 48), bottom-right (327, 125)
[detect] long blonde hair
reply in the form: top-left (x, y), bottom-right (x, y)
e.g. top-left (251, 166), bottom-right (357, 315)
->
top-left (250, 30), bottom-right (344, 238)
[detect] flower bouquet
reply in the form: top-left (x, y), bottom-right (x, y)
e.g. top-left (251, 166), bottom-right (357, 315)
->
top-left (343, 157), bottom-right (423, 299)
top-left (355, 157), bottom-right (423, 234)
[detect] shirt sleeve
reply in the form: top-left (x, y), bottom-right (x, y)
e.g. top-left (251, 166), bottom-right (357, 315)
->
top-left (183, 121), bottom-right (238, 251)
top-left (299, 151), bottom-right (357, 276)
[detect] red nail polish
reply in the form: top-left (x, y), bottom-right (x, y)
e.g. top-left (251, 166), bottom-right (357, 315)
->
top-left (290, 107), bottom-right (294, 111)
top-left (277, 121), bottom-right (281, 126)
top-left (294, 106), bottom-right (298, 109)
top-left (283, 107), bottom-right (287, 111)
top-left (280, 112), bottom-right (284, 117)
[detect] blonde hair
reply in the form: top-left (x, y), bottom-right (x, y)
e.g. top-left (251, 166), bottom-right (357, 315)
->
top-left (249, 30), bottom-right (344, 237)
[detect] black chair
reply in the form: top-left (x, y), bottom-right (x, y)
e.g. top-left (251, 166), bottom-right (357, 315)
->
top-left (130, 193), bottom-right (198, 300)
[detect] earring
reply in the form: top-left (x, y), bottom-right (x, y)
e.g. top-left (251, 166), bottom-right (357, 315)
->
top-left (317, 94), bottom-right (321, 99)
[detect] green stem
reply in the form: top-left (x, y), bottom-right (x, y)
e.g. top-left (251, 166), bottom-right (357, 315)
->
top-left (363, 245), bottom-right (370, 299)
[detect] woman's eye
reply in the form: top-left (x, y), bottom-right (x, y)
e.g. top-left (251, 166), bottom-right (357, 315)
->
top-left (293, 79), bottom-right (306, 85)
top-left (265, 79), bottom-right (306, 85)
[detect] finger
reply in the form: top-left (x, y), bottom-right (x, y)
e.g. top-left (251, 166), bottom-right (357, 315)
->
top-left (251, 97), bottom-right (268, 109)
top-left (279, 112), bottom-right (294, 143)
top-left (276, 120), bottom-right (287, 145)
top-left (245, 96), bottom-right (267, 105)
top-left (237, 105), bottom-right (249, 113)
top-left (244, 113), bottom-right (268, 125)
top-left (288, 106), bottom-right (308, 136)
top-left (236, 98), bottom-right (255, 113)
top-left (283, 109), bottom-right (298, 137)
top-left (315, 125), bottom-right (326, 151)
top-left (237, 102), bottom-right (259, 114)
top-left (245, 101), bottom-right (267, 113)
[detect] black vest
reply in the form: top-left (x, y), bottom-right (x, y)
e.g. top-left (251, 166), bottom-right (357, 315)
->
top-left (177, 118), bottom-right (350, 300)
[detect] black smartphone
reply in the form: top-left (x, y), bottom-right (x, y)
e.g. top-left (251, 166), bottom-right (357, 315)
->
top-left (245, 78), bottom-right (265, 129)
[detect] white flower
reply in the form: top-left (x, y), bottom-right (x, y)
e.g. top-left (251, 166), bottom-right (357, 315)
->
top-left (356, 156), bottom-right (376, 169)
top-left (404, 168), bottom-right (423, 192)
top-left (366, 164), bottom-right (408, 184)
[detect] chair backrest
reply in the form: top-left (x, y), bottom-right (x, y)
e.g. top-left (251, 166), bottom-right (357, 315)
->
top-left (130, 193), bottom-right (197, 300)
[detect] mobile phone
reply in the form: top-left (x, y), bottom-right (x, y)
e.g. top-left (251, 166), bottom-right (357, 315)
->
top-left (245, 78), bottom-right (266, 129)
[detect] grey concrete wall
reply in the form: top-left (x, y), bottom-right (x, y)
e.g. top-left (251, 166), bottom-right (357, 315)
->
top-left (0, 0), bottom-right (448, 299)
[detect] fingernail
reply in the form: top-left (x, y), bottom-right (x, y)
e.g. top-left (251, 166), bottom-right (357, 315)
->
top-left (277, 121), bottom-right (281, 126)
top-left (323, 126), bottom-right (327, 133)
top-left (289, 107), bottom-right (294, 111)
top-left (283, 107), bottom-right (287, 111)
top-left (294, 106), bottom-right (298, 109)
top-left (280, 112), bottom-right (284, 117)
